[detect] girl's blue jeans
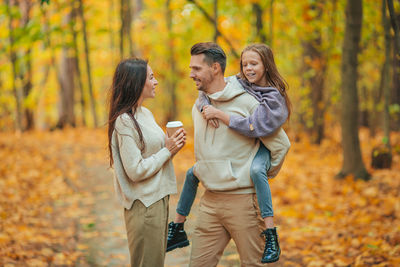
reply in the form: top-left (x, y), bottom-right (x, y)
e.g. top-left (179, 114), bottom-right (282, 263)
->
top-left (176, 143), bottom-right (273, 218)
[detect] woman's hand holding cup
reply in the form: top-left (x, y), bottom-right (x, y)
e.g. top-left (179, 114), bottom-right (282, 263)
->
top-left (165, 121), bottom-right (186, 156)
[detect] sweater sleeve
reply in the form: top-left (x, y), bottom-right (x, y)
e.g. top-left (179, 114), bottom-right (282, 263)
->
top-left (195, 91), bottom-right (211, 112)
top-left (115, 115), bottom-right (171, 183)
top-left (228, 88), bottom-right (288, 138)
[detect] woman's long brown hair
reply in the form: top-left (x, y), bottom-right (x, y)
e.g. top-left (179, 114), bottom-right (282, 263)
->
top-left (107, 58), bottom-right (147, 167)
top-left (240, 44), bottom-right (292, 120)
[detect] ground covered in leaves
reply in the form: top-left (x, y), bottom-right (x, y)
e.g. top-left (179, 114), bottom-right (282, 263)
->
top-left (0, 128), bottom-right (399, 266)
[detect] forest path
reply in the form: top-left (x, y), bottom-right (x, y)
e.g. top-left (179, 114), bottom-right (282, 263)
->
top-left (75, 144), bottom-right (284, 266)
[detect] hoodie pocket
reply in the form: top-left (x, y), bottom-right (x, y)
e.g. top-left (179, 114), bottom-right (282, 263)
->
top-left (193, 160), bottom-right (239, 191)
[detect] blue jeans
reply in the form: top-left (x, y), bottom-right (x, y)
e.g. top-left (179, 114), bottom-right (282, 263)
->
top-left (176, 143), bottom-right (273, 218)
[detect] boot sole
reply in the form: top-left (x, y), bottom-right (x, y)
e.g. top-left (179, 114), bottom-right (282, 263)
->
top-left (261, 256), bottom-right (279, 263)
top-left (166, 240), bottom-right (190, 252)
top-left (261, 250), bottom-right (281, 263)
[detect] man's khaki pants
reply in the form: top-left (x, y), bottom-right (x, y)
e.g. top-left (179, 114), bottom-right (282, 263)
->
top-left (124, 196), bottom-right (169, 267)
top-left (189, 191), bottom-right (265, 267)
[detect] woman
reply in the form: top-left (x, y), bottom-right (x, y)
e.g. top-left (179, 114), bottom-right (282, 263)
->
top-left (168, 44), bottom-right (291, 263)
top-left (107, 58), bottom-right (186, 266)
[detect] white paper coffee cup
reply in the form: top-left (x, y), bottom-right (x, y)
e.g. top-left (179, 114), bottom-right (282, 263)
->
top-left (166, 121), bottom-right (183, 137)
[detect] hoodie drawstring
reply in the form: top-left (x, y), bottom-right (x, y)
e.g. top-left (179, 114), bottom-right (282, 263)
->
top-left (204, 120), bottom-right (217, 145)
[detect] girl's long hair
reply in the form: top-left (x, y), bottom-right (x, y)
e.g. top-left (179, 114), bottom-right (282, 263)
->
top-left (240, 44), bottom-right (292, 120)
top-left (107, 58), bottom-right (147, 167)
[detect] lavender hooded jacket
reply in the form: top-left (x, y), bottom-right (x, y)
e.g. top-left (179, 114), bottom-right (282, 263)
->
top-left (195, 76), bottom-right (288, 137)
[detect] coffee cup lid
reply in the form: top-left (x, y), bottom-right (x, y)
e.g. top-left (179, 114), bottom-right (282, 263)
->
top-left (166, 121), bottom-right (183, 128)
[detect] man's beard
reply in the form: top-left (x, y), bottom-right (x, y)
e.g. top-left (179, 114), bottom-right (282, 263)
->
top-left (198, 83), bottom-right (206, 92)
top-left (197, 73), bottom-right (213, 93)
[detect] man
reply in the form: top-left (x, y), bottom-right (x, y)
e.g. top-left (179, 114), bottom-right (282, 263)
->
top-left (179, 42), bottom-right (288, 266)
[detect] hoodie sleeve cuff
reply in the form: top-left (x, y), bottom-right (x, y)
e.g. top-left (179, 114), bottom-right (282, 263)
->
top-left (158, 147), bottom-right (172, 162)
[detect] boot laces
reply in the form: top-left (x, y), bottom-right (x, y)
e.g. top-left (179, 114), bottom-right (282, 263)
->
top-left (168, 222), bottom-right (180, 239)
top-left (261, 231), bottom-right (277, 252)
top-left (168, 222), bottom-right (175, 238)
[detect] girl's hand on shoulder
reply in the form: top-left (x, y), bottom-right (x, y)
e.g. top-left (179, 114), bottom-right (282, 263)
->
top-left (202, 105), bottom-right (219, 120)
top-left (165, 128), bottom-right (186, 156)
top-left (202, 105), bottom-right (230, 127)
top-left (202, 105), bottom-right (220, 128)
top-left (208, 118), bottom-right (219, 128)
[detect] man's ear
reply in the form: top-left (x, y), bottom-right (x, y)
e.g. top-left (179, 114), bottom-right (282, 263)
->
top-left (212, 62), bottom-right (221, 74)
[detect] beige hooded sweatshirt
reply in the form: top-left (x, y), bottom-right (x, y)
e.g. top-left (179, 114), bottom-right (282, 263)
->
top-left (192, 76), bottom-right (290, 194)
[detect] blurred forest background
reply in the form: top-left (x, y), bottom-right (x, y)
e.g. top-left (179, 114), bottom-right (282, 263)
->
top-left (1, 0), bottom-right (399, 135)
top-left (1, 0), bottom-right (400, 266)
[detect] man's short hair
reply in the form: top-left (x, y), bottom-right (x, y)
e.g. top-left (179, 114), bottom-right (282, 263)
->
top-left (191, 42), bottom-right (226, 74)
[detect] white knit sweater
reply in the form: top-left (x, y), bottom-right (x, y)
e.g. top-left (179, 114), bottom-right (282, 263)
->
top-left (111, 107), bottom-right (177, 209)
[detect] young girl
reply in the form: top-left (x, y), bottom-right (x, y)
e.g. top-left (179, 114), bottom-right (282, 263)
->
top-left (168, 44), bottom-right (291, 264)
top-left (107, 58), bottom-right (186, 266)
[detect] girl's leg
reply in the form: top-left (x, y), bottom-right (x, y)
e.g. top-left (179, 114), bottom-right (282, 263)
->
top-left (167, 167), bottom-right (198, 252)
top-left (175, 167), bottom-right (199, 222)
top-left (250, 142), bottom-right (273, 228)
top-left (251, 143), bottom-right (281, 263)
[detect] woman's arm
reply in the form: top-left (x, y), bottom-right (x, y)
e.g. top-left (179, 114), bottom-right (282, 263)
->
top-left (115, 116), bottom-right (184, 183)
top-left (118, 133), bottom-right (171, 182)
top-left (229, 88), bottom-right (288, 138)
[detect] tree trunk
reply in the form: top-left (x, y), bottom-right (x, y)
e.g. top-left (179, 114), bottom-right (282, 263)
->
top-left (78, 0), bottom-right (98, 127)
top-left (371, 0), bottom-right (393, 169)
top-left (20, 0), bottom-right (34, 130)
top-left (392, 45), bottom-right (400, 131)
top-left (369, 81), bottom-right (381, 137)
top-left (165, 0), bottom-right (178, 123)
top-left (360, 86), bottom-right (370, 128)
top-left (6, 0), bottom-right (23, 132)
top-left (119, 0), bottom-right (124, 57)
top-left (22, 49), bottom-right (34, 130)
top-left (302, 1), bottom-right (326, 145)
top-left (57, 11), bottom-right (76, 128)
top-left (252, 3), bottom-right (267, 43)
top-left (70, 3), bottom-right (86, 126)
top-left (269, 0), bottom-right (274, 46)
top-left (387, 0), bottom-right (400, 55)
top-left (382, 0), bottom-right (392, 152)
top-left (213, 0), bottom-right (219, 42)
top-left (57, 50), bottom-right (76, 128)
top-left (337, 0), bottom-right (370, 180)
top-left (127, 0), bottom-right (134, 56)
top-left (370, 56), bottom-right (385, 137)
top-left (391, 11), bottom-right (400, 130)
top-left (120, 0), bottom-right (134, 58)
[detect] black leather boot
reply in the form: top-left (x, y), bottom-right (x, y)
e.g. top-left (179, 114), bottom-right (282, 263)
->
top-left (166, 222), bottom-right (190, 252)
top-left (260, 227), bottom-right (281, 263)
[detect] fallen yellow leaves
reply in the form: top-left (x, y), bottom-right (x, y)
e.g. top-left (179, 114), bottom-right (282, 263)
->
top-left (0, 127), bottom-right (399, 266)
top-left (0, 128), bottom-right (105, 266)
top-left (269, 128), bottom-right (400, 266)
